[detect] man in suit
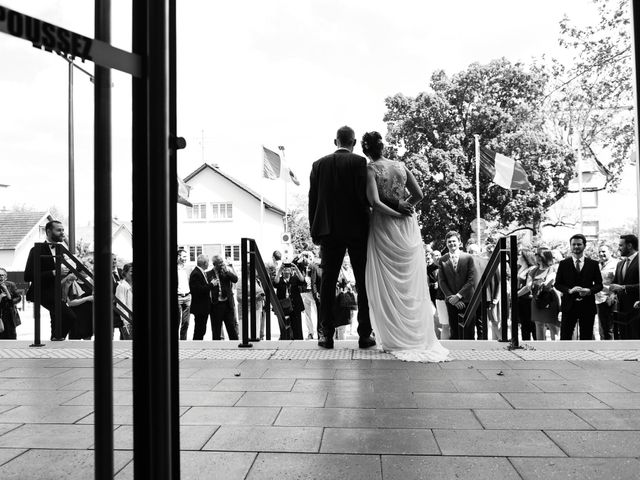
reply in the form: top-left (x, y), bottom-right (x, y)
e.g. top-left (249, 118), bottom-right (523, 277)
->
top-left (308, 126), bottom-right (375, 349)
top-left (208, 255), bottom-right (239, 341)
top-left (176, 249), bottom-right (192, 340)
top-left (190, 254), bottom-right (212, 340)
top-left (554, 234), bottom-right (603, 340)
top-left (610, 234), bottom-right (639, 339)
top-left (24, 220), bottom-right (76, 340)
top-left (438, 231), bottom-right (476, 339)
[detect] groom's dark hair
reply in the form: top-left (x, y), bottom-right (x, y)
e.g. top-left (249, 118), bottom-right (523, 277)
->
top-left (336, 126), bottom-right (355, 146)
top-left (445, 231), bottom-right (461, 242)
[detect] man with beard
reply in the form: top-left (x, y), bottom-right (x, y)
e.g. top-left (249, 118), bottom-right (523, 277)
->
top-left (610, 235), bottom-right (639, 339)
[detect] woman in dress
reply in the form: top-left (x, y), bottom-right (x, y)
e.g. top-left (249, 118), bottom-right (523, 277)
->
top-left (519, 248), bottom-right (560, 340)
top-left (362, 131), bottom-right (449, 362)
top-left (516, 249), bottom-right (538, 340)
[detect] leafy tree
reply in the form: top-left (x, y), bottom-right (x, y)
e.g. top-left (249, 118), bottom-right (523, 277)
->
top-left (543, 0), bottom-right (633, 190)
top-left (287, 194), bottom-right (314, 254)
top-left (384, 59), bottom-right (575, 245)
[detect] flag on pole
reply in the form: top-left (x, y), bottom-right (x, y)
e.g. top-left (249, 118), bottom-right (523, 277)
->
top-left (480, 147), bottom-right (531, 190)
top-left (177, 176), bottom-right (192, 207)
top-left (262, 146), bottom-right (300, 186)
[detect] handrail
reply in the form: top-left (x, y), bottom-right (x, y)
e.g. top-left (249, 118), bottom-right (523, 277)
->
top-left (458, 235), bottom-right (519, 346)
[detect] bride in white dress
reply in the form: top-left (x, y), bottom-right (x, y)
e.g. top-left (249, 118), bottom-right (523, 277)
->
top-left (362, 132), bottom-right (449, 362)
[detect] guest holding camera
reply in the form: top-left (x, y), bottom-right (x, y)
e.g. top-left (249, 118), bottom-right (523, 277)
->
top-left (209, 255), bottom-right (239, 341)
top-left (274, 262), bottom-right (305, 340)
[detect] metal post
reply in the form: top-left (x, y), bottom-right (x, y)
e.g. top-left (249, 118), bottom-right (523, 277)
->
top-left (54, 244), bottom-right (62, 340)
top-left (474, 134), bottom-right (481, 249)
top-left (94, 1), bottom-right (114, 478)
top-left (265, 285), bottom-right (271, 340)
top-left (576, 138), bottom-right (584, 233)
top-left (68, 58), bottom-right (76, 254)
top-left (509, 236), bottom-right (519, 348)
top-left (250, 241), bottom-right (257, 341)
top-left (632, 0), bottom-right (640, 252)
top-left (239, 239), bottom-right (251, 348)
top-left (30, 244), bottom-right (44, 347)
top-left (499, 237), bottom-right (509, 342)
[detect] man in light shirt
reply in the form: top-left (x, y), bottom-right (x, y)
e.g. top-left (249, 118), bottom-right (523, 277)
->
top-left (595, 245), bottom-right (618, 340)
top-left (176, 249), bottom-right (191, 340)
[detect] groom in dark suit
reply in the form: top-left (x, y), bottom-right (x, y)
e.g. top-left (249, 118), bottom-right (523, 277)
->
top-left (308, 126), bottom-right (376, 349)
top-left (609, 234), bottom-right (639, 339)
top-left (554, 234), bottom-right (603, 340)
top-left (438, 231), bottom-right (476, 339)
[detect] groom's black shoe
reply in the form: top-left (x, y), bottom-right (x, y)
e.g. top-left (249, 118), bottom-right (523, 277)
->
top-left (318, 336), bottom-right (334, 349)
top-left (358, 336), bottom-right (376, 349)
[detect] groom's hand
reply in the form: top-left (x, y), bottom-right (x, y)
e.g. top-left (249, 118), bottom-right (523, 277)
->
top-left (455, 301), bottom-right (466, 310)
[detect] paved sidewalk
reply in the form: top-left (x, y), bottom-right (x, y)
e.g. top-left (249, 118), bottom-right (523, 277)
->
top-left (0, 341), bottom-right (638, 479)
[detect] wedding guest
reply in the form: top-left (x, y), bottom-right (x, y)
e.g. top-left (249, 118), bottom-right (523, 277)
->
top-left (190, 254), bottom-right (212, 340)
top-left (469, 246), bottom-right (500, 341)
top-left (335, 259), bottom-right (357, 340)
top-left (520, 249), bottom-right (560, 341)
top-left (295, 251), bottom-right (318, 340)
top-left (176, 249), bottom-right (191, 340)
top-left (115, 263), bottom-right (133, 339)
top-left (438, 231), bottom-right (476, 339)
top-left (235, 270), bottom-right (266, 340)
top-left (310, 251), bottom-right (323, 339)
top-left (64, 272), bottom-right (94, 340)
top-left (432, 250), bottom-right (450, 340)
top-left (516, 249), bottom-right (538, 341)
top-left (610, 234), bottom-right (639, 339)
top-left (0, 268), bottom-right (21, 339)
top-left (274, 262), bottom-right (305, 340)
top-left (208, 255), bottom-right (239, 341)
top-left (554, 234), bottom-right (603, 340)
top-left (595, 244), bottom-right (618, 340)
top-left (24, 220), bottom-right (76, 340)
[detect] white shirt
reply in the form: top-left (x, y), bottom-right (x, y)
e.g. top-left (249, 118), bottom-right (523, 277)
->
top-left (115, 280), bottom-right (133, 319)
top-left (177, 263), bottom-right (190, 295)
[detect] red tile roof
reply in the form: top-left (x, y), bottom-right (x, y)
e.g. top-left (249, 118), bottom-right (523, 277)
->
top-left (0, 211), bottom-right (48, 250)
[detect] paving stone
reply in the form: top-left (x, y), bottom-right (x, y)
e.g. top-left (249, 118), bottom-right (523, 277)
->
top-left (246, 452), bottom-right (381, 480)
top-left (262, 368), bottom-right (336, 379)
top-left (0, 424), bottom-right (20, 436)
top-left (0, 378), bottom-right (80, 390)
top-left (236, 391), bottom-right (326, 407)
top-left (573, 409), bottom-right (640, 430)
top-left (0, 424), bottom-right (94, 449)
top-left (453, 380), bottom-right (541, 392)
top-left (381, 455), bottom-right (521, 480)
top-left (545, 430), bottom-right (640, 457)
top-left (479, 369), bottom-right (563, 381)
top-left (505, 361), bottom-right (582, 370)
top-left (0, 367), bottom-right (70, 378)
top-left (303, 360), bottom-right (371, 369)
top-left (112, 424), bottom-right (219, 450)
top-left (292, 379), bottom-right (373, 393)
top-left (178, 391), bottom-right (243, 406)
top-left (374, 408), bottom-right (482, 429)
top-left (275, 407), bottom-right (377, 428)
top-left (510, 457), bottom-right (640, 480)
top-left (438, 360), bottom-right (512, 370)
top-left (78, 406), bottom-right (189, 425)
top-left (413, 392), bottom-right (513, 409)
top-left (204, 425), bottom-right (323, 452)
top-left (180, 359), bottom-right (244, 368)
top-left (180, 406), bottom-right (280, 425)
top-left (407, 369), bottom-right (487, 380)
top-left (190, 367), bottom-right (268, 379)
top-left (58, 377), bottom-right (133, 391)
top-left (373, 379), bottom-right (458, 393)
top-left (0, 390), bottom-right (86, 406)
top-left (0, 405), bottom-right (93, 424)
top-left (502, 393), bottom-right (610, 409)
top-left (0, 449), bottom-right (131, 480)
top-left (178, 377), bottom-right (224, 391)
top-left (0, 449), bottom-right (26, 467)
top-left (325, 392), bottom-right (417, 408)
top-left (63, 390), bottom-right (133, 406)
top-left (591, 392), bottom-right (640, 408)
top-left (335, 368), bottom-right (409, 380)
top-left (213, 378), bottom-right (294, 391)
top-left (530, 380), bottom-right (629, 393)
top-left (321, 427), bottom-right (439, 455)
top-left (433, 429), bottom-right (566, 456)
top-left (474, 409), bottom-right (593, 430)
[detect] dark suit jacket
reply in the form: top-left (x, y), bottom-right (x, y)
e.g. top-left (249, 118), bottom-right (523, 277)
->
top-left (438, 252), bottom-right (476, 303)
top-left (24, 243), bottom-right (57, 304)
top-left (308, 149), bottom-right (370, 244)
top-left (309, 262), bottom-right (322, 302)
top-left (612, 255), bottom-right (639, 314)
top-left (275, 276), bottom-right (305, 312)
top-left (189, 267), bottom-right (212, 316)
top-left (208, 268), bottom-right (238, 307)
top-left (554, 257), bottom-right (603, 315)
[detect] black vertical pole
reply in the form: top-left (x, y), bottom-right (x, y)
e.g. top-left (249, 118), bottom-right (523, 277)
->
top-left (94, 0), bottom-right (114, 478)
top-left (54, 244), bottom-right (62, 340)
top-left (239, 239), bottom-right (251, 347)
top-left (509, 236), bottom-right (519, 348)
top-left (265, 285), bottom-right (271, 340)
top-left (250, 241), bottom-right (257, 341)
top-left (499, 237), bottom-right (509, 342)
top-left (30, 244), bottom-right (44, 347)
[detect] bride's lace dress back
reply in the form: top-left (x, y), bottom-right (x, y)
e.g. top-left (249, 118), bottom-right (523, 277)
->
top-left (369, 161), bottom-right (406, 204)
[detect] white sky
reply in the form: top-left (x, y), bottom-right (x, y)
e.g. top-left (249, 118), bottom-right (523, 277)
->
top-left (0, 0), bottom-right (599, 224)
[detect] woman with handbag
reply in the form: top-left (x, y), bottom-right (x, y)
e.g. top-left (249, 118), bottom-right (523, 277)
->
top-left (274, 263), bottom-right (305, 340)
top-left (0, 268), bottom-right (21, 339)
top-left (516, 249), bottom-right (538, 340)
top-left (519, 249), bottom-right (560, 340)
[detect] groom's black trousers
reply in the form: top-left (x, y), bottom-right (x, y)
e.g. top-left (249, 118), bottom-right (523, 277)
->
top-left (319, 236), bottom-right (372, 340)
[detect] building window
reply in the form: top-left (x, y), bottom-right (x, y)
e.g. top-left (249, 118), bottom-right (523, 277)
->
top-left (582, 191), bottom-right (598, 209)
top-left (583, 221), bottom-right (599, 241)
top-left (187, 203), bottom-right (207, 220)
top-left (224, 244), bottom-right (240, 262)
top-left (211, 202), bottom-right (233, 220)
top-left (188, 245), bottom-right (203, 262)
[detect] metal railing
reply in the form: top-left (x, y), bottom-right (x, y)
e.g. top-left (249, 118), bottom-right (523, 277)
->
top-left (459, 235), bottom-right (519, 346)
top-left (239, 238), bottom-right (293, 347)
top-left (30, 242), bottom-right (132, 346)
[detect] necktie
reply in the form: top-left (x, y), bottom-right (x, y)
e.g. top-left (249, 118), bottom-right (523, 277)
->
top-left (575, 259), bottom-right (581, 273)
top-left (452, 255), bottom-right (459, 270)
top-left (622, 258), bottom-right (630, 278)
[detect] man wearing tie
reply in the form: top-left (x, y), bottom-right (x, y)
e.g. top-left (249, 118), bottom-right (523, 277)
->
top-left (189, 254), bottom-right (212, 340)
top-left (554, 234), bottom-right (603, 340)
top-left (610, 234), bottom-right (639, 339)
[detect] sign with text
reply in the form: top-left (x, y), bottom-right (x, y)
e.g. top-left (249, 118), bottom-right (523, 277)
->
top-left (0, 5), bottom-right (141, 77)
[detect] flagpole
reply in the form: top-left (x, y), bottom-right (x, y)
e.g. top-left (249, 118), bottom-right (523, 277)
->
top-left (278, 145), bottom-right (288, 232)
top-left (474, 134), bottom-right (481, 249)
top-left (260, 194), bottom-right (265, 246)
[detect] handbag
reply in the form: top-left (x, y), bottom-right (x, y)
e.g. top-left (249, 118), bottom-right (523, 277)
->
top-left (532, 286), bottom-right (553, 309)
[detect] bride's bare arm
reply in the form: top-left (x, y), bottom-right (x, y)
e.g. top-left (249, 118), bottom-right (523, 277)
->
top-left (404, 167), bottom-right (424, 207)
top-left (366, 167), bottom-right (402, 218)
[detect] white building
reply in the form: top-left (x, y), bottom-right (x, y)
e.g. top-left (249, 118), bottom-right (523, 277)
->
top-left (0, 210), bottom-right (50, 272)
top-left (179, 163), bottom-right (286, 265)
top-left (76, 218), bottom-right (133, 262)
